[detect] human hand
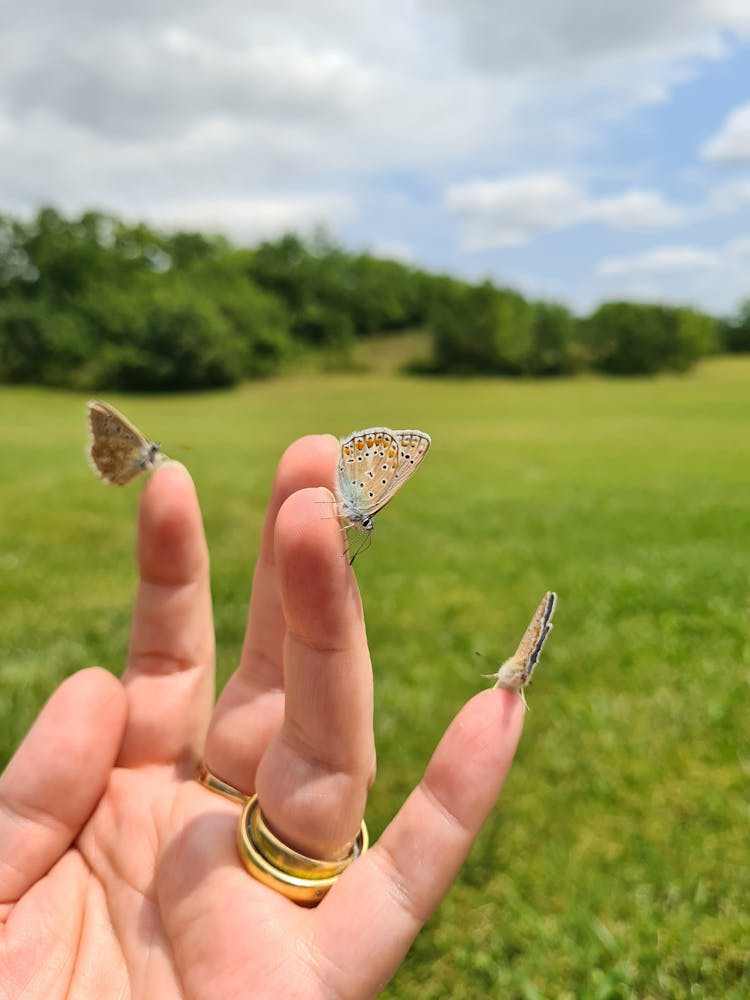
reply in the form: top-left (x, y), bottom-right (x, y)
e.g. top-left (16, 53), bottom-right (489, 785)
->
top-left (0, 436), bottom-right (525, 999)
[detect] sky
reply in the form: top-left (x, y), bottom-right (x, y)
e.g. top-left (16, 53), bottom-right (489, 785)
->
top-left (2, 0), bottom-right (750, 316)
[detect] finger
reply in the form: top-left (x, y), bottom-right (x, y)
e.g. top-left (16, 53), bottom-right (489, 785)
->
top-left (119, 461), bottom-right (214, 769)
top-left (245, 435), bottom-right (340, 684)
top-left (204, 435), bottom-right (339, 791)
top-left (0, 668), bottom-right (126, 909)
top-left (316, 689), bottom-right (525, 995)
top-left (254, 486), bottom-right (374, 859)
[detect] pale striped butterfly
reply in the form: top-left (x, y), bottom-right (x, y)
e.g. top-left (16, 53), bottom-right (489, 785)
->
top-left (483, 591), bottom-right (557, 707)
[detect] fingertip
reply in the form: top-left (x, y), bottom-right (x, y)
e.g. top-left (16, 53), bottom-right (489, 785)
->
top-left (3, 666), bottom-right (127, 812)
top-left (420, 687), bottom-right (525, 829)
top-left (51, 667), bottom-right (128, 738)
top-left (275, 486), bottom-right (346, 573)
top-left (72, 664), bottom-right (127, 706)
top-left (140, 461), bottom-right (198, 520)
top-left (0, 667), bottom-right (127, 904)
top-left (258, 435), bottom-right (340, 564)
top-left (275, 486), bottom-right (359, 646)
top-left (145, 458), bottom-right (194, 492)
top-left (59, 668), bottom-right (129, 773)
top-left (158, 458), bottom-right (190, 475)
top-left (274, 435), bottom-right (340, 500)
top-left (138, 460), bottom-right (208, 586)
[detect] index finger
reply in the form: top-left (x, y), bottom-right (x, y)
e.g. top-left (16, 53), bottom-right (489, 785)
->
top-left (119, 462), bottom-right (215, 769)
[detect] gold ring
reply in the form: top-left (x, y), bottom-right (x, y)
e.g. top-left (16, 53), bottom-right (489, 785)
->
top-left (237, 794), bottom-right (369, 906)
top-left (195, 760), bottom-right (248, 804)
top-left (251, 803), bottom-right (355, 878)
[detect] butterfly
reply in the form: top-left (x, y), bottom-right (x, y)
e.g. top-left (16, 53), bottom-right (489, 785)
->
top-left (334, 427), bottom-right (431, 559)
top-left (87, 400), bottom-right (166, 485)
top-left (483, 591), bottom-right (557, 707)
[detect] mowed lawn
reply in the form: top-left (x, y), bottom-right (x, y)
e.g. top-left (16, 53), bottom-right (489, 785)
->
top-left (1, 358), bottom-right (749, 998)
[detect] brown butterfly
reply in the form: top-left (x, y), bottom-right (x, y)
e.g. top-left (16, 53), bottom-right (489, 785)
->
top-left (87, 400), bottom-right (166, 486)
top-left (483, 591), bottom-right (557, 707)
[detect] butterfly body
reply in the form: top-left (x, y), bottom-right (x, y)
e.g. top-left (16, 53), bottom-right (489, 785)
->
top-left (87, 400), bottom-right (165, 486)
top-left (486, 591), bottom-right (557, 706)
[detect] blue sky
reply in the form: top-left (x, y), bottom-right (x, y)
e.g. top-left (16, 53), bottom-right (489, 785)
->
top-left (2, 1), bottom-right (750, 316)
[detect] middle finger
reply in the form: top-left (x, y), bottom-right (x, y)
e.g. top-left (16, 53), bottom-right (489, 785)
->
top-left (203, 434), bottom-right (339, 791)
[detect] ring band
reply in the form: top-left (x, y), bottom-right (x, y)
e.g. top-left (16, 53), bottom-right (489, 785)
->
top-left (251, 801), bottom-right (356, 878)
top-left (195, 760), bottom-right (248, 804)
top-left (237, 794), bottom-right (369, 906)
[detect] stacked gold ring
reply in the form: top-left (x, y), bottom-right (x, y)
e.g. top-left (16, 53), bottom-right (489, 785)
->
top-left (195, 760), bottom-right (247, 805)
top-left (237, 794), bottom-right (369, 906)
top-left (250, 802), bottom-right (355, 879)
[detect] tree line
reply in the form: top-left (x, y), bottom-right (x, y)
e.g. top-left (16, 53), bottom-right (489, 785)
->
top-left (0, 208), bottom-right (748, 391)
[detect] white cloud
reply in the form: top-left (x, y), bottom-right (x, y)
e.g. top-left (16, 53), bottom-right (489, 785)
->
top-left (701, 101), bottom-right (750, 161)
top-left (593, 237), bottom-right (750, 313)
top-left (371, 241), bottom-right (415, 263)
top-left (598, 245), bottom-right (720, 276)
top-left (426, 0), bottom-right (747, 74)
top-left (444, 173), bottom-right (587, 248)
top-left (445, 172), bottom-right (686, 248)
top-left (588, 190), bottom-right (686, 228)
top-left (5, 32), bottom-right (373, 141)
top-left (1, 0), bottom-right (747, 215)
top-left (0, 1), bottom-right (521, 215)
top-left (707, 175), bottom-right (750, 211)
top-left (130, 194), bottom-right (355, 244)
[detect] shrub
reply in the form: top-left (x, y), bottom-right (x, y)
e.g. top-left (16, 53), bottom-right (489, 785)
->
top-left (723, 299), bottom-right (750, 353)
top-left (582, 302), bottom-right (716, 375)
top-left (0, 298), bottom-right (93, 385)
top-left (429, 280), bottom-right (538, 375)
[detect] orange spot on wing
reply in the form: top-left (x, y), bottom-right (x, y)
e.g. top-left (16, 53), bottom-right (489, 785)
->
top-left (356, 440), bottom-right (364, 451)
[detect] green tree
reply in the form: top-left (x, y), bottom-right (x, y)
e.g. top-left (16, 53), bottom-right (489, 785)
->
top-left (0, 298), bottom-right (92, 385)
top-left (429, 279), bottom-right (536, 374)
top-left (583, 301), bottom-right (716, 375)
top-left (76, 273), bottom-right (247, 391)
top-left (528, 301), bottom-right (583, 375)
top-left (723, 299), bottom-right (750, 353)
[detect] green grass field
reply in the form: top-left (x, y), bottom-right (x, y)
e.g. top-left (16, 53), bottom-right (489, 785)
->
top-left (1, 358), bottom-right (749, 998)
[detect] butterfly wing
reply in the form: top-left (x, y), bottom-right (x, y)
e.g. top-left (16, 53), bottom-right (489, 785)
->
top-left (384, 430), bottom-right (431, 504)
top-left (336, 428), bottom-right (401, 522)
top-left (336, 427), bottom-right (431, 526)
top-left (515, 591), bottom-right (557, 684)
top-left (87, 400), bottom-right (160, 486)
